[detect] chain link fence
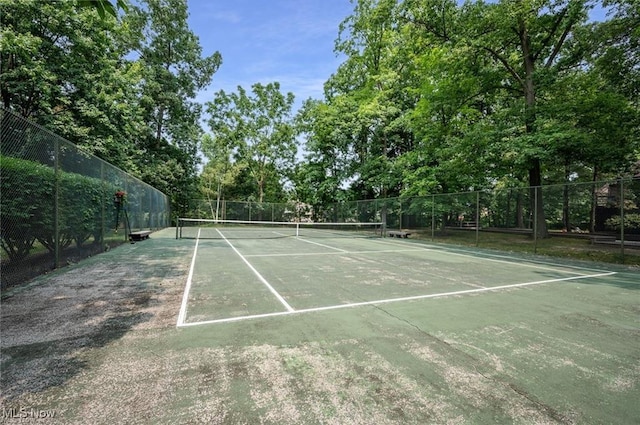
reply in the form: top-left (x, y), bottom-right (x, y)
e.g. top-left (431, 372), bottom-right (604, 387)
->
top-left (320, 178), bottom-right (639, 263)
top-left (189, 199), bottom-right (312, 222)
top-left (189, 177), bottom-right (640, 260)
top-left (1, 107), bottom-right (170, 288)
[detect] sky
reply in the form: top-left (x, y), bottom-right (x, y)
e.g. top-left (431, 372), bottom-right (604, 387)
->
top-left (186, 0), bottom-right (355, 112)
top-left (184, 0), bottom-right (610, 113)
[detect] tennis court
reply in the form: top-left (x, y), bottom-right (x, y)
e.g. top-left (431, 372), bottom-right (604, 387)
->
top-left (1, 225), bottom-right (638, 424)
top-left (176, 219), bottom-right (617, 327)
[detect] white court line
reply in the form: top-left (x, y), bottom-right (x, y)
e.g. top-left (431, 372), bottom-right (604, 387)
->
top-left (176, 271), bottom-right (617, 327)
top-left (267, 234), bottom-right (603, 277)
top-left (369, 238), bottom-right (606, 276)
top-left (294, 237), bottom-right (349, 252)
top-left (216, 228), bottom-right (294, 312)
top-left (244, 248), bottom-right (427, 258)
top-left (176, 228), bottom-right (201, 326)
top-left (272, 230), bottom-right (348, 253)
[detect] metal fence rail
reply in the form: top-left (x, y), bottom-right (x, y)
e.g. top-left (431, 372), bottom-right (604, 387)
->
top-left (1, 107), bottom-right (170, 288)
top-left (189, 199), bottom-right (311, 222)
top-left (189, 179), bottom-right (639, 260)
top-left (325, 178), bottom-right (640, 261)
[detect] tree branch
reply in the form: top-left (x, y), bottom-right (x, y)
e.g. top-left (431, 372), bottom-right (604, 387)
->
top-left (480, 46), bottom-right (524, 88)
top-left (534, 6), bottom-right (568, 62)
top-left (399, 15), bottom-right (450, 42)
top-left (545, 21), bottom-right (575, 68)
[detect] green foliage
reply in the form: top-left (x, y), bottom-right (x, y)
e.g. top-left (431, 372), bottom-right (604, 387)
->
top-left (61, 171), bottom-right (111, 248)
top-left (0, 156), bottom-right (116, 261)
top-left (605, 213), bottom-right (640, 234)
top-left (0, 157), bottom-right (55, 261)
top-left (2, 0), bottom-right (638, 225)
top-left (77, 0), bottom-right (129, 19)
top-left (206, 82), bottom-right (296, 203)
top-left (289, 0), bottom-right (639, 242)
top-left (1, 0), bottom-right (219, 219)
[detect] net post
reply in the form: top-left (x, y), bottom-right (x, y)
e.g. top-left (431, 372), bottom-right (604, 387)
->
top-left (296, 222), bottom-right (300, 237)
top-left (176, 218), bottom-right (180, 239)
top-left (620, 178), bottom-right (625, 263)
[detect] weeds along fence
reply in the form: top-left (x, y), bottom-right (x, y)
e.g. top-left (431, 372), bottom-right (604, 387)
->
top-left (0, 107), bottom-right (170, 288)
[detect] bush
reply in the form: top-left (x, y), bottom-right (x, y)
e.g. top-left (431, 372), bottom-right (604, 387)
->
top-left (605, 213), bottom-right (640, 234)
top-left (60, 172), bottom-right (112, 248)
top-left (1, 156), bottom-right (117, 261)
top-left (1, 157), bottom-right (55, 261)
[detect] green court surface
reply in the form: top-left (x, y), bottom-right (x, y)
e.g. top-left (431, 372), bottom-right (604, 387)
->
top-left (1, 228), bottom-right (638, 424)
top-left (180, 230), bottom-right (617, 326)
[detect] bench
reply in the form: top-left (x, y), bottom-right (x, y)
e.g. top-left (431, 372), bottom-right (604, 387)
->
top-left (387, 230), bottom-right (411, 238)
top-left (589, 235), bottom-right (616, 245)
top-left (129, 230), bottom-right (152, 241)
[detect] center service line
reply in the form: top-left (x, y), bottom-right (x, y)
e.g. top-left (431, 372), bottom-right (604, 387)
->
top-left (216, 229), bottom-right (295, 312)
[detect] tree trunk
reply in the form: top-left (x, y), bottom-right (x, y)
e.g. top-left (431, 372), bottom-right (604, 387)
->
top-left (529, 160), bottom-right (548, 237)
top-left (521, 20), bottom-right (548, 238)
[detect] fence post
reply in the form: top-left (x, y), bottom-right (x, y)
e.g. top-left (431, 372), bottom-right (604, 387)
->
top-left (149, 188), bottom-right (152, 228)
top-left (54, 139), bottom-right (60, 269)
top-left (620, 178), bottom-right (625, 263)
top-left (101, 162), bottom-right (105, 249)
top-left (475, 191), bottom-right (480, 247)
top-left (431, 195), bottom-right (435, 241)
top-left (534, 187), bottom-right (538, 254)
top-left (381, 199), bottom-right (387, 236)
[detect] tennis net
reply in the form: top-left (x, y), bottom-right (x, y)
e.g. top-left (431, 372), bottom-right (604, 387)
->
top-left (176, 218), bottom-right (384, 239)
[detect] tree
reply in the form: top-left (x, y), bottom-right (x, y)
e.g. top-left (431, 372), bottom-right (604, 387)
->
top-left (77, 0), bottom-right (129, 19)
top-left (399, 0), bottom-right (597, 237)
top-left (0, 0), bottom-right (145, 172)
top-left (125, 0), bottom-right (222, 216)
top-left (200, 133), bottom-right (245, 220)
top-left (322, 0), bottom-right (419, 201)
top-left (591, 0), bottom-right (639, 101)
top-left (294, 98), bottom-right (356, 219)
top-left (206, 82), bottom-right (297, 204)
